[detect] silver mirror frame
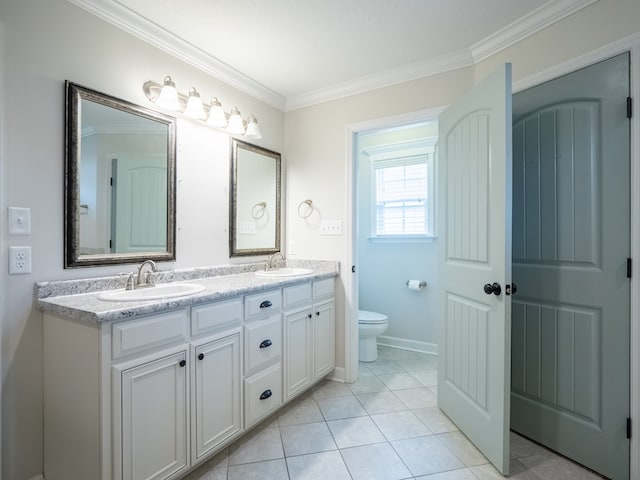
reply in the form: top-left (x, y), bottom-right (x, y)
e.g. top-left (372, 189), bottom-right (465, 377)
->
top-left (229, 138), bottom-right (281, 257)
top-left (64, 81), bottom-right (177, 268)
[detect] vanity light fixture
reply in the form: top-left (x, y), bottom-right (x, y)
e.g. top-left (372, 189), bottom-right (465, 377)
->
top-left (155, 76), bottom-right (180, 111)
top-left (226, 107), bottom-right (246, 135)
top-left (183, 87), bottom-right (207, 120)
top-left (143, 76), bottom-right (262, 139)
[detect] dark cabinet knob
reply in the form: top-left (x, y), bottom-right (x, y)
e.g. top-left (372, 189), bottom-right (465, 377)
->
top-left (308, 313), bottom-right (312, 319)
top-left (259, 389), bottom-right (272, 400)
top-left (179, 359), bottom-right (186, 367)
top-left (315, 311), bottom-right (320, 316)
top-left (259, 339), bottom-right (273, 349)
top-left (259, 300), bottom-right (273, 309)
top-left (198, 353), bottom-right (205, 360)
top-left (483, 282), bottom-right (502, 296)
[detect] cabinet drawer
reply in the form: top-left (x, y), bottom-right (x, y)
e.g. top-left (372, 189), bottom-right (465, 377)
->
top-left (313, 278), bottom-right (335, 301)
top-left (244, 289), bottom-right (281, 320)
top-left (244, 315), bottom-right (281, 375)
top-left (283, 282), bottom-right (312, 310)
top-left (112, 310), bottom-right (188, 360)
top-left (244, 362), bottom-right (282, 427)
top-left (191, 298), bottom-right (242, 337)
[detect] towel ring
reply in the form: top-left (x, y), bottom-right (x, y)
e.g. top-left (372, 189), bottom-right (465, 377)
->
top-left (251, 202), bottom-right (267, 220)
top-left (297, 199), bottom-right (314, 218)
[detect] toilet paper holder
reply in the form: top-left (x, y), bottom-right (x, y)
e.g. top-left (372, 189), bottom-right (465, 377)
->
top-left (406, 280), bottom-right (427, 287)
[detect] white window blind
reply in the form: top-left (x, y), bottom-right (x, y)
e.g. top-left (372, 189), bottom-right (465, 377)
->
top-left (374, 156), bottom-right (430, 236)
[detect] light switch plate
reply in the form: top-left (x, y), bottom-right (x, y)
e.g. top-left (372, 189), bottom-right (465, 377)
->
top-left (320, 220), bottom-right (343, 235)
top-left (8, 207), bottom-right (31, 235)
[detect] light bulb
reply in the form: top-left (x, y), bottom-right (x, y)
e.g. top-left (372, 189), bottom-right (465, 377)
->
top-left (156, 75), bottom-right (180, 111)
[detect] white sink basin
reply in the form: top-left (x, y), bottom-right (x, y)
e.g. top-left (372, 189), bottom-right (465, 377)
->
top-left (98, 283), bottom-right (205, 302)
top-left (255, 267), bottom-right (314, 278)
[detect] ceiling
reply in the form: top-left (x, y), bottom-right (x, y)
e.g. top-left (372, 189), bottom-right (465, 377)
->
top-left (69, 0), bottom-right (597, 110)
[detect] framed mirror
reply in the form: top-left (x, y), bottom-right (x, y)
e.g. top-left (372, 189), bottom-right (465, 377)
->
top-left (64, 81), bottom-right (177, 268)
top-left (229, 139), bottom-right (281, 256)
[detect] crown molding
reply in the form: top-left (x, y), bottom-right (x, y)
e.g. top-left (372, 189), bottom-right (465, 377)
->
top-left (69, 0), bottom-right (598, 112)
top-left (285, 49), bottom-right (474, 112)
top-left (471, 0), bottom-right (599, 62)
top-left (66, 0), bottom-right (286, 111)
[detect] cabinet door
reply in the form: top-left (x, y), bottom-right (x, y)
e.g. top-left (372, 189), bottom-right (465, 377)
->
top-left (314, 301), bottom-right (335, 379)
top-left (119, 351), bottom-right (188, 480)
top-left (193, 332), bottom-right (242, 462)
top-left (284, 308), bottom-right (313, 399)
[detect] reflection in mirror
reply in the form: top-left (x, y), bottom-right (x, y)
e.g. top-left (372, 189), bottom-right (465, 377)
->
top-left (230, 139), bottom-right (281, 256)
top-left (65, 81), bottom-right (177, 268)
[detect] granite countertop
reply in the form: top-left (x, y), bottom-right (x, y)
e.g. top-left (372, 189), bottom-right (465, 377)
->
top-left (36, 260), bottom-right (339, 324)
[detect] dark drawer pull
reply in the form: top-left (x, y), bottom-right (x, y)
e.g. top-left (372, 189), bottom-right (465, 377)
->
top-left (259, 389), bottom-right (272, 400)
top-left (259, 300), bottom-right (273, 309)
top-left (259, 339), bottom-right (273, 349)
top-left (179, 359), bottom-right (186, 367)
top-left (198, 353), bottom-right (205, 360)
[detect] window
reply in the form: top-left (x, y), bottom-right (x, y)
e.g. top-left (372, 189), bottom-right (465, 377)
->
top-left (368, 141), bottom-right (436, 239)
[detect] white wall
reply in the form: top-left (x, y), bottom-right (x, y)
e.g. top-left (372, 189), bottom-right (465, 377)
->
top-left (0, 1), bottom-right (284, 478)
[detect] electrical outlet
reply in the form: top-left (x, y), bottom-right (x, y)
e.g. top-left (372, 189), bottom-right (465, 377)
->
top-left (9, 246), bottom-right (32, 274)
top-left (320, 220), bottom-right (343, 235)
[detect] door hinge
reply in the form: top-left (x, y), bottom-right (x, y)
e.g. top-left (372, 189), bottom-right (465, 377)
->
top-left (627, 258), bottom-right (632, 278)
top-left (109, 239), bottom-right (112, 249)
top-left (627, 97), bottom-right (632, 119)
top-left (110, 177), bottom-right (113, 186)
top-left (627, 417), bottom-right (632, 439)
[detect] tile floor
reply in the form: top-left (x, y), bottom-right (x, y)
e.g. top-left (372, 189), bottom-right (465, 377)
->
top-left (184, 346), bottom-right (603, 480)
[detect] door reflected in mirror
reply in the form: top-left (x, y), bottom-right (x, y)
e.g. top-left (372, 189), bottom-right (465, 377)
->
top-left (229, 139), bottom-right (281, 256)
top-left (65, 81), bottom-right (176, 268)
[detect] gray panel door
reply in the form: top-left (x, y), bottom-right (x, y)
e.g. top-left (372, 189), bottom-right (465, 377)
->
top-left (511, 53), bottom-right (630, 479)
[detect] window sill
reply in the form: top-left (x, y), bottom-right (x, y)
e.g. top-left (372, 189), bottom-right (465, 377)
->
top-left (368, 235), bottom-right (437, 244)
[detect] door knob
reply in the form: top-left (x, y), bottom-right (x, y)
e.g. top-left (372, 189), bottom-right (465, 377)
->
top-left (483, 282), bottom-right (502, 296)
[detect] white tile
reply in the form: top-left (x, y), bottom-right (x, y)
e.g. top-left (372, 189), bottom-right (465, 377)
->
top-left (391, 435), bottom-right (464, 476)
top-left (413, 407), bottom-right (458, 434)
top-left (327, 416), bottom-right (386, 448)
top-left (280, 421), bottom-right (337, 456)
top-left (367, 359), bottom-right (405, 375)
top-left (277, 396), bottom-right (324, 426)
top-left (470, 458), bottom-right (538, 479)
top-left (356, 391), bottom-right (407, 415)
top-left (316, 395), bottom-right (368, 420)
top-left (437, 431), bottom-right (488, 467)
top-left (227, 459), bottom-right (289, 480)
top-left (394, 387), bottom-right (437, 409)
top-left (340, 442), bottom-right (413, 480)
top-left (409, 369), bottom-right (438, 386)
top-left (415, 468), bottom-right (478, 479)
top-left (312, 380), bottom-right (354, 399)
top-left (371, 410), bottom-right (432, 441)
top-left (286, 450), bottom-right (352, 480)
top-left (395, 357), bottom-right (436, 372)
top-left (348, 375), bottom-right (390, 394)
top-left (377, 372), bottom-right (424, 390)
top-left (518, 454), bottom-right (602, 480)
top-left (509, 432), bottom-right (554, 459)
top-left (227, 426), bottom-right (284, 465)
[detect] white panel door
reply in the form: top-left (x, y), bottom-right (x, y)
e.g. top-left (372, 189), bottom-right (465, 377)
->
top-left (119, 350), bottom-right (188, 480)
top-left (437, 64), bottom-right (512, 475)
top-left (111, 154), bottom-right (167, 253)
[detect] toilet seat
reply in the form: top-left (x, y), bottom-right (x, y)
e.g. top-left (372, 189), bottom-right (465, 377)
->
top-left (358, 310), bottom-right (388, 325)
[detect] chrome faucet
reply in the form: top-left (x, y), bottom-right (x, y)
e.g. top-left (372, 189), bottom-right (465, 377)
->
top-left (136, 259), bottom-right (158, 288)
top-left (266, 252), bottom-right (285, 270)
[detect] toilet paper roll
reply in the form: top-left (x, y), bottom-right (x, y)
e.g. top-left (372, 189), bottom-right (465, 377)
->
top-left (408, 280), bottom-right (422, 291)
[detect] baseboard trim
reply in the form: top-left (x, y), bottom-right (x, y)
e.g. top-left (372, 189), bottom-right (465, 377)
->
top-left (378, 335), bottom-right (438, 355)
top-left (327, 366), bottom-right (345, 383)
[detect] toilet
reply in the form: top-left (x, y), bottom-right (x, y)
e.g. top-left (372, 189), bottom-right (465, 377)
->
top-left (358, 310), bottom-right (389, 362)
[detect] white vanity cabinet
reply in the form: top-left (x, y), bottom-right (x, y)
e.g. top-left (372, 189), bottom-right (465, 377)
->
top-left (113, 347), bottom-right (189, 480)
top-left (283, 278), bottom-right (335, 399)
top-left (42, 274), bottom-right (336, 480)
top-left (190, 298), bottom-right (243, 464)
top-left (243, 289), bottom-right (283, 427)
